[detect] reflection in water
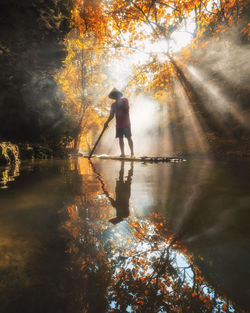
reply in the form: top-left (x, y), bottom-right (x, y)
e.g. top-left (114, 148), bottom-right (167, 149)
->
top-left (0, 162), bottom-right (20, 189)
top-left (91, 160), bottom-right (134, 225)
top-left (1, 158), bottom-right (250, 312)
top-left (108, 161), bottom-right (133, 224)
top-left (64, 157), bottom-right (250, 313)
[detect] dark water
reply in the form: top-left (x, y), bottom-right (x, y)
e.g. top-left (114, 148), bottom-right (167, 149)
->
top-left (0, 158), bottom-right (250, 313)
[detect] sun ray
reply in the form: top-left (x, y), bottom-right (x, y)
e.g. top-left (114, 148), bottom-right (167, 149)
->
top-left (186, 66), bottom-right (250, 130)
top-left (173, 80), bottom-right (210, 154)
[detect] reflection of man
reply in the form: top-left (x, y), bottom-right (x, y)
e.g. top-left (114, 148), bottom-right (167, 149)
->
top-left (109, 161), bottom-right (133, 225)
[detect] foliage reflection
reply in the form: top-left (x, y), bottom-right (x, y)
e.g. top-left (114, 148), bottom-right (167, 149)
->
top-left (64, 158), bottom-right (245, 313)
top-left (0, 163), bottom-right (20, 189)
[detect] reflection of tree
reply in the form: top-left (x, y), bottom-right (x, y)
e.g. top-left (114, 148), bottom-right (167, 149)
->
top-left (65, 204), bottom-right (111, 313)
top-left (162, 159), bottom-right (250, 312)
top-left (0, 162), bottom-right (20, 189)
top-left (64, 157), bottom-right (114, 312)
top-left (64, 158), bottom-right (241, 313)
top-left (105, 215), bottom-right (238, 313)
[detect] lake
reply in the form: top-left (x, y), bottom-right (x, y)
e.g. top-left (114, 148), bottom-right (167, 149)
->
top-left (0, 157), bottom-right (249, 313)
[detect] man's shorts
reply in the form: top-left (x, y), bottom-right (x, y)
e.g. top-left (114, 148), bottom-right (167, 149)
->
top-left (116, 125), bottom-right (132, 138)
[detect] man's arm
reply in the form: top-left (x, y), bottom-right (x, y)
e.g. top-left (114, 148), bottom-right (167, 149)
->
top-left (104, 103), bottom-right (115, 128)
top-left (108, 196), bottom-right (116, 208)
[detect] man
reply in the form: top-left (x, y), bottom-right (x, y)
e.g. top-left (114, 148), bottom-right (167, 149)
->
top-left (104, 88), bottom-right (134, 157)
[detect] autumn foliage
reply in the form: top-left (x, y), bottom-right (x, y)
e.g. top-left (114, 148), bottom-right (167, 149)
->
top-left (55, 0), bottom-right (250, 155)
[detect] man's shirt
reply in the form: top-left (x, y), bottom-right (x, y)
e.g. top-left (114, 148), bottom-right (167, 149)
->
top-left (111, 98), bottom-right (131, 128)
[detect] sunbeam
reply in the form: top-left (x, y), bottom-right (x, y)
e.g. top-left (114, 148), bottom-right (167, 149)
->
top-left (174, 80), bottom-right (210, 154)
top-left (187, 66), bottom-right (250, 129)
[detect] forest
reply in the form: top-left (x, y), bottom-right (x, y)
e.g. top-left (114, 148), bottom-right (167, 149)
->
top-left (1, 2), bottom-right (250, 312)
top-left (0, 0), bottom-right (249, 159)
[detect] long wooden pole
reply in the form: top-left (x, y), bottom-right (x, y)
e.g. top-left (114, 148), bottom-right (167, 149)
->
top-left (88, 125), bottom-right (108, 158)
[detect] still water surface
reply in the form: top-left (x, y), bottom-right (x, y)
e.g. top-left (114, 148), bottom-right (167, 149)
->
top-left (0, 157), bottom-right (249, 313)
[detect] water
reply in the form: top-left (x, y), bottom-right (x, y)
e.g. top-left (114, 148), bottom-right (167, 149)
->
top-left (0, 157), bottom-right (250, 313)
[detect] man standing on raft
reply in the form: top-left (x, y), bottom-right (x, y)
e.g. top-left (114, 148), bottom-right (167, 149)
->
top-left (104, 88), bottom-right (134, 157)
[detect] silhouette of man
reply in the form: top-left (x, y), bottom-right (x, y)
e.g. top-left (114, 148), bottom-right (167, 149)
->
top-left (109, 161), bottom-right (133, 224)
top-left (104, 88), bottom-right (134, 157)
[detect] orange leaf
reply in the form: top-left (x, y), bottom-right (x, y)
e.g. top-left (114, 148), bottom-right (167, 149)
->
top-left (222, 304), bottom-right (228, 311)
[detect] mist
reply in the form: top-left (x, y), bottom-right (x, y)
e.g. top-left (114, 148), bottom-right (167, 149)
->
top-left (80, 22), bottom-right (250, 158)
top-left (96, 95), bottom-right (164, 156)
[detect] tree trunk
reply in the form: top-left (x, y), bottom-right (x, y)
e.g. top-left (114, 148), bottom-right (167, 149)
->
top-left (73, 110), bottom-right (85, 153)
top-left (73, 40), bottom-right (86, 153)
top-left (194, 5), bottom-right (198, 37)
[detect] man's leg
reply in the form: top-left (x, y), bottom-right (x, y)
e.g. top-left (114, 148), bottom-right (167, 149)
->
top-left (127, 136), bottom-right (134, 156)
top-left (119, 137), bottom-right (125, 157)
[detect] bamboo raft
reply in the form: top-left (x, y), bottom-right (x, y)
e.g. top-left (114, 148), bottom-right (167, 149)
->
top-left (83, 154), bottom-right (186, 163)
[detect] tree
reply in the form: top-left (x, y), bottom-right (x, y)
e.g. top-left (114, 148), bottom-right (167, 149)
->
top-left (58, 0), bottom-right (250, 155)
top-left (56, 28), bottom-right (116, 152)
top-left (0, 0), bottom-right (73, 145)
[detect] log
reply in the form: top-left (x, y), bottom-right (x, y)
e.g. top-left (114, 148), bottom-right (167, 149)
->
top-left (83, 154), bottom-right (186, 163)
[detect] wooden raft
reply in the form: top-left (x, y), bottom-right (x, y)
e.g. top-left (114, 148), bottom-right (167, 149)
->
top-left (84, 155), bottom-right (186, 163)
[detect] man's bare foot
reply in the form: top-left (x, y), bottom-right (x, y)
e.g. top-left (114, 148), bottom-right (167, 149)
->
top-left (120, 154), bottom-right (125, 157)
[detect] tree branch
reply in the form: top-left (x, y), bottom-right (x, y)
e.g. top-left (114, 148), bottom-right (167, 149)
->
top-left (204, 4), bottom-right (217, 15)
top-left (156, 1), bottom-right (180, 12)
top-left (129, 0), bottom-right (159, 36)
top-left (147, 0), bottom-right (156, 17)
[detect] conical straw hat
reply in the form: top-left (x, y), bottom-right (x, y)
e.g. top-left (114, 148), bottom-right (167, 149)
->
top-left (108, 88), bottom-right (123, 99)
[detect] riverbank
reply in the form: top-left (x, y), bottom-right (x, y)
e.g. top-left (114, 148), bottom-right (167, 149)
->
top-left (2, 140), bottom-right (250, 168)
top-left (0, 142), bottom-right (69, 166)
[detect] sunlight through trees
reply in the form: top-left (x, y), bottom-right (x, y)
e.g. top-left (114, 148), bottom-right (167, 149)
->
top-left (56, 0), bottom-right (250, 155)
